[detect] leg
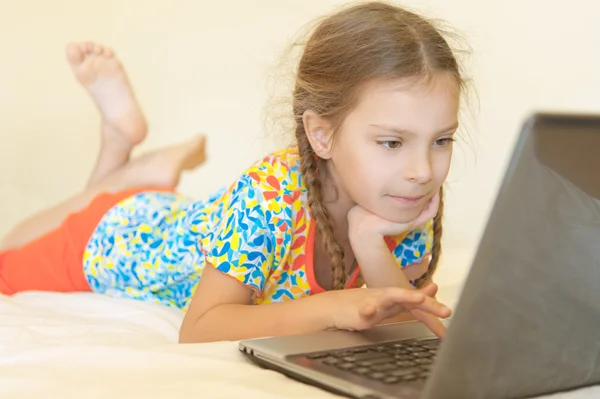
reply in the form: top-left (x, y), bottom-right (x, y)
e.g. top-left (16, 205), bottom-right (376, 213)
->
top-left (0, 186), bottom-right (161, 295)
top-left (65, 42), bottom-right (148, 187)
top-left (1, 38), bottom-right (206, 252)
top-left (0, 134), bottom-right (206, 252)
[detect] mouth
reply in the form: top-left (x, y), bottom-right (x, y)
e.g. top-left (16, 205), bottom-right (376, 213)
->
top-left (388, 194), bottom-right (426, 205)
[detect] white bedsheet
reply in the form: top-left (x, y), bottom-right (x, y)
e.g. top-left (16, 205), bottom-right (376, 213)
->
top-left (0, 255), bottom-right (598, 398)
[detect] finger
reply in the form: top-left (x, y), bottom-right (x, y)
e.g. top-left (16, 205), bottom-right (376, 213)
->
top-left (411, 309), bottom-right (447, 338)
top-left (377, 288), bottom-right (426, 309)
top-left (418, 283), bottom-right (439, 298)
top-left (426, 191), bottom-right (440, 211)
top-left (409, 295), bottom-right (451, 318)
top-left (413, 193), bottom-right (440, 227)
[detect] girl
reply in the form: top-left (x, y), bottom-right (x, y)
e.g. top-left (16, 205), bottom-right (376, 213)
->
top-left (1, 1), bottom-right (463, 343)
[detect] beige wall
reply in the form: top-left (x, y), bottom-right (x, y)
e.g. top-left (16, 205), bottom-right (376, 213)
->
top-left (1, 0), bottom-right (599, 285)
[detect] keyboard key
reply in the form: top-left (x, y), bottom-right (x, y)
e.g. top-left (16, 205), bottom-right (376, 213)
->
top-left (406, 346), bottom-right (427, 353)
top-left (415, 358), bottom-right (433, 365)
top-left (333, 350), bottom-right (356, 358)
top-left (396, 360), bottom-right (417, 368)
top-left (390, 368), bottom-right (422, 377)
top-left (382, 376), bottom-right (401, 384)
top-left (323, 357), bottom-right (340, 365)
top-left (413, 352), bottom-right (432, 358)
top-left (372, 346), bottom-right (389, 352)
top-left (399, 374), bottom-right (418, 381)
top-left (351, 352), bottom-right (392, 361)
top-left (387, 348), bottom-right (410, 356)
top-left (370, 363), bottom-right (397, 372)
top-left (420, 371), bottom-right (432, 379)
top-left (336, 362), bottom-right (355, 371)
top-left (367, 372), bottom-right (387, 380)
top-left (357, 357), bottom-right (395, 367)
top-left (307, 353), bottom-right (327, 359)
top-left (352, 367), bottom-right (371, 375)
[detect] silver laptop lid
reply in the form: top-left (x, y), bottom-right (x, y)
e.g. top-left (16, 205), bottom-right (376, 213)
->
top-left (423, 113), bottom-right (600, 399)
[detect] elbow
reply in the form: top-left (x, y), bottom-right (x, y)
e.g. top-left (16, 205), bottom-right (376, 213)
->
top-left (178, 319), bottom-right (197, 343)
top-left (178, 327), bottom-right (195, 344)
top-left (179, 313), bottom-right (212, 344)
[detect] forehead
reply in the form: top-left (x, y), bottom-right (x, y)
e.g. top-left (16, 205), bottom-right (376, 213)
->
top-left (348, 74), bottom-right (460, 132)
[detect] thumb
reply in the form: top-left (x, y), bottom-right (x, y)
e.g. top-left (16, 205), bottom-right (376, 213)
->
top-left (418, 283), bottom-right (439, 298)
top-left (359, 301), bottom-right (377, 318)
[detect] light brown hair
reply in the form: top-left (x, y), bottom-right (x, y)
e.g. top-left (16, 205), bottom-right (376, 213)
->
top-left (292, 1), bottom-right (466, 289)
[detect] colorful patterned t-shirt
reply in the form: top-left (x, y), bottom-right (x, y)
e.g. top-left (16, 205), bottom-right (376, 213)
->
top-left (82, 146), bottom-right (433, 310)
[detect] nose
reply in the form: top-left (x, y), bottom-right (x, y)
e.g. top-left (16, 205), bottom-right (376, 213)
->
top-left (403, 150), bottom-right (433, 184)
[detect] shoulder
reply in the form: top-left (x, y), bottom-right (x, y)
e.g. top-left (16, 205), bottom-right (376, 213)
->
top-left (227, 146), bottom-right (306, 214)
top-left (243, 146), bottom-right (304, 195)
top-left (213, 146), bottom-right (307, 226)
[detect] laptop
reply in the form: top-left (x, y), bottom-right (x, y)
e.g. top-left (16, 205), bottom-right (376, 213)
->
top-left (239, 113), bottom-right (600, 399)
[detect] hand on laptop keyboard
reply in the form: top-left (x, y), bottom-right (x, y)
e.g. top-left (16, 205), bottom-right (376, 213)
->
top-left (324, 284), bottom-right (451, 335)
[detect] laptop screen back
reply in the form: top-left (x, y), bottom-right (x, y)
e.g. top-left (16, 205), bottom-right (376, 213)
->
top-left (423, 114), bottom-right (600, 399)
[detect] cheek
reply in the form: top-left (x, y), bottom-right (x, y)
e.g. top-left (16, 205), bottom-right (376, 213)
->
top-left (342, 156), bottom-right (374, 193)
top-left (347, 159), bottom-right (392, 208)
top-left (333, 144), bottom-right (384, 198)
top-left (433, 149), bottom-right (453, 183)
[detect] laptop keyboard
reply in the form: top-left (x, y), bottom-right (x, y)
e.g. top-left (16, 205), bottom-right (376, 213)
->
top-left (299, 338), bottom-right (440, 385)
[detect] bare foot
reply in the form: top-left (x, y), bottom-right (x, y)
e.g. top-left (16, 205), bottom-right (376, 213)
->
top-left (113, 135), bottom-right (207, 189)
top-left (176, 135), bottom-right (207, 172)
top-left (66, 42), bottom-right (147, 148)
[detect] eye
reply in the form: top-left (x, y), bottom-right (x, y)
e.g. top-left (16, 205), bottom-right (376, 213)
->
top-left (379, 140), bottom-right (403, 149)
top-left (435, 137), bottom-right (455, 147)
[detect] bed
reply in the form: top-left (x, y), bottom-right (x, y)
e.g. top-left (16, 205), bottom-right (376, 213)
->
top-left (0, 250), bottom-right (597, 399)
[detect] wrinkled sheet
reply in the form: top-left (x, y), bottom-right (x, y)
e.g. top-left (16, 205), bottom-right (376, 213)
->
top-left (0, 250), bottom-right (596, 398)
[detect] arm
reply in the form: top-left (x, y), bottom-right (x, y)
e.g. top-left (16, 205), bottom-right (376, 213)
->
top-left (179, 265), bottom-right (333, 343)
top-left (347, 193), bottom-right (439, 290)
top-left (376, 258), bottom-right (433, 324)
top-left (352, 234), bottom-right (421, 289)
top-left (180, 263), bottom-right (450, 343)
top-left (348, 207), bottom-right (448, 336)
top-left (363, 256), bottom-right (435, 324)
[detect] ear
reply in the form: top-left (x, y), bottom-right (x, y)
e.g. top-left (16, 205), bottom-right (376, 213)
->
top-left (302, 110), bottom-right (334, 159)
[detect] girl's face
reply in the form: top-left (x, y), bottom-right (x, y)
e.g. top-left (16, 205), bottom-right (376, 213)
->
top-left (327, 73), bottom-right (460, 224)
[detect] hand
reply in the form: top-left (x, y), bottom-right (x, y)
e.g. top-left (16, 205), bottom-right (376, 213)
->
top-left (406, 283), bottom-right (448, 338)
top-left (323, 283), bottom-right (451, 337)
top-left (348, 191), bottom-right (440, 240)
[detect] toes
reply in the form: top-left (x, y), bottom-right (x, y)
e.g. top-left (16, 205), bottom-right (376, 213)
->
top-left (92, 43), bottom-right (103, 55)
top-left (193, 135), bottom-right (207, 161)
top-left (66, 41), bottom-right (116, 65)
top-left (65, 42), bottom-right (85, 65)
top-left (195, 135), bottom-right (206, 151)
top-left (83, 41), bottom-right (94, 54)
top-left (103, 47), bottom-right (115, 58)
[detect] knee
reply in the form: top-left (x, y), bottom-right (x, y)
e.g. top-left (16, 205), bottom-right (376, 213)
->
top-left (0, 236), bottom-right (16, 252)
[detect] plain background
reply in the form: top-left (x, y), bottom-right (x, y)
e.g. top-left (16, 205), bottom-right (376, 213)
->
top-left (1, 0), bottom-right (599, 287)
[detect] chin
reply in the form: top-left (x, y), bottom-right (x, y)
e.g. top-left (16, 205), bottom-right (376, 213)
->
top-left (373, 206), bottom-right (424, 225)
top-left (388, 211), bottom-right (423, 224)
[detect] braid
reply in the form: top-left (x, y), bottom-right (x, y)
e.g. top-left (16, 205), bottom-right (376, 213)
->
top-left (297, 128), bottom-right (347, 290)
top-left (414, 186), bottom-right (444, 288)
top-left (354, 273), bottom-right (366, 288)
